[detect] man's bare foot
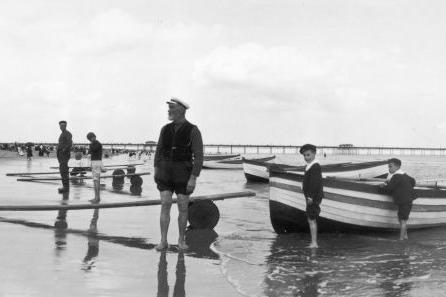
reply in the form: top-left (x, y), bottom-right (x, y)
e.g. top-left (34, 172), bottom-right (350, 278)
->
top-left (307, 242), bottom-right (318, 249)
top-left (178, 241), bottom-right (189, 251)
top-left (155, 242), bottom-right (168, 251)
top-left (89, 198), bottom-right (100, 203)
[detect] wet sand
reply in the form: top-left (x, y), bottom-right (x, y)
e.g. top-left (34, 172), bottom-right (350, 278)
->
top-left (0, 157), bottom-right (244, 297)
top-left (2, 155), bottom-right (446, 296)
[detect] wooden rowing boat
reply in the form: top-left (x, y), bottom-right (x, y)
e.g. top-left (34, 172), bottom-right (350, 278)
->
top-left (17, 172), bottom-right (151, 182)
top-left (203, 155), bottom-right (276, 169)
top-left (243, 159), bottom-right (388, 183)
top-left (269, 170), bottom-right (446, 233)
top-left (203, 154), bottom-right (240, 161)
top-left (0, 191), bottom-right (255, 211)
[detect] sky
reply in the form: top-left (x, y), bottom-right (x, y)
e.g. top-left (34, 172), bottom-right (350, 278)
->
top-left (0, 0), bottom-right (445, 146)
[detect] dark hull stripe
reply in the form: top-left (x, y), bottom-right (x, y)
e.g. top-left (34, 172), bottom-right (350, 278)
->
top-left (270, 181), bottom-right (446, 212)
top-left (244, 173), bottom-right (269, 183)
top-left (268, 200), bottom-right (445, 233)
top-left (271, 171), bottom-right (446, 198)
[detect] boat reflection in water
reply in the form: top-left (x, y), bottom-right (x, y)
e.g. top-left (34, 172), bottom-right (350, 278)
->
top-left (82, 209), bottom-right (100, 271)
top-left (264, 234), bottom-right (424, 297)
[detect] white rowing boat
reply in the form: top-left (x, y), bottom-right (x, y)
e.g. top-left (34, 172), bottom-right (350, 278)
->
top-left (269, 170), bottom-right (446, 233)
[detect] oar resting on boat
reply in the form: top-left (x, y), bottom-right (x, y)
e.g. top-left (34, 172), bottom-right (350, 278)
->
top-left (16, 172), bottom-right (151, 182)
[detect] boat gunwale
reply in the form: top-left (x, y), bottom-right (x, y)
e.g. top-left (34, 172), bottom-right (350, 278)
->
top-left (270, 170), bottom-right (446, 198)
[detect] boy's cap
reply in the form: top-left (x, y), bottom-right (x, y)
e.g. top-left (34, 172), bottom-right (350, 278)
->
top-left (388, 158), bottom-right (402, 166)
top-left (299, 144), bottom-right (317, 154)
top-left (86, 132), bottom-right (96, 140)
top-left (59, 120), bottom-right (67, 124)
top-left (166, 97), bottom-right (189, 109)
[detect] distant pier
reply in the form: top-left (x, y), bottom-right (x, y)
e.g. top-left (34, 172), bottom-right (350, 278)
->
top-left (3, 143), bottom-right (446, 156)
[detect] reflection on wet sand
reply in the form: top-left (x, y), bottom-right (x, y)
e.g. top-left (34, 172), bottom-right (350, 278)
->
top-left (185, 229), bottom-right (219, 260)
top-left (265, 234), bottom-right (323, 297)
top-left (379, 254), bottom-right (412, 297)
top-left (157, 252), bottom-right (186, 297)
top-left (262, 233), bottom-right (446, 297)
top-left (54, 192), bottom-right (70, 257)
top-left (82, 209), bottom-right (100, 271)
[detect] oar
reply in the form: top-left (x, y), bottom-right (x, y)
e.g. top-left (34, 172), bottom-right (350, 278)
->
top-left (49, 162), bottom-right (147, 169)
top-left (7, 171), bottom-right (86, 177)
top-left (17, 172), bottom-right (151, 182)
top-left (0, 191), bottom-right (256, 211)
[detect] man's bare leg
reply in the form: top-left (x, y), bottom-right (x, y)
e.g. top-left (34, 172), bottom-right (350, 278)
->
top-left (307, 219), bottom-right (318, 248)
top-left (399, 219), bottom-right (408, 240)
top-left (156, 191), bottom-right (173, 251)
top-left (177, 194), bottom-right (189, 250)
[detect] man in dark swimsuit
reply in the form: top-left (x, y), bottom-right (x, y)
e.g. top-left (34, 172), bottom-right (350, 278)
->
top-left (154, 98), bottom-right (203, 251)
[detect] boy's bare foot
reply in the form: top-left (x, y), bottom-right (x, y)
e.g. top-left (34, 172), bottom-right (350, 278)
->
top-left (155, 242), bottom-right (168, 251)
top-left (178, 240), bottom-right (189, 251)
top-left (307, 242), bottom-right (319, 249)
top-left (89, 198), bottom-right (100, 203)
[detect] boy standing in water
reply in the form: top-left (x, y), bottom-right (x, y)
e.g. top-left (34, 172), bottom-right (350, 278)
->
top-left (379, 158), bottom-right (416, 240)
top-left (87, 132), bottom-right (105, 203)
top-left (300, 144), bottom-right (324, 248)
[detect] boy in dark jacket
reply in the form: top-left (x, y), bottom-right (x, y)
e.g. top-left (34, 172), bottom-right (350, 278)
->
top-left (379, 158), bottom-right (416, 240)
top-left (300, 144), bottom-right (324, 248)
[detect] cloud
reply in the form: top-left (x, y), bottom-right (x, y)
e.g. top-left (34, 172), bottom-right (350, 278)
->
top-left (193, 43), bottom-right (375, 113)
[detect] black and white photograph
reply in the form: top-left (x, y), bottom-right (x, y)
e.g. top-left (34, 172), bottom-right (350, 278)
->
top-left (1, 1), bottom-right (446, 296)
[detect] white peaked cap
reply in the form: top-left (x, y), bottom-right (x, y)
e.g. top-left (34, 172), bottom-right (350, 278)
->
top-left (166, 97), bottom-right (189, 109)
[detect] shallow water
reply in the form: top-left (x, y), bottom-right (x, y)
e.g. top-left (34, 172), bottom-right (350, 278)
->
top-left (1, 154), bottom-right (446, 296)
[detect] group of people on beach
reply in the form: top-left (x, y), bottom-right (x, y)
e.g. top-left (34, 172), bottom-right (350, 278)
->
top-left (55, 98), bottom-right (203, 251)
top-left (299, 144), bottom-right (416, 248)
top-left (54, 97), bottom-right (416, 251)
top-left (56, 121), bottom-right (104, 204)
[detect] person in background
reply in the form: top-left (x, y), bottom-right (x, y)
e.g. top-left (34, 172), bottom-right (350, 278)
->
top-left (26, 145), bottom-right (33, 160)
top-left (300, 144), bottom-right (324, 248)
top-left (379, 158), bottom-right (416, 240)
top-left (87, 132), bottom-right (105, 203)
top-left (57, 121), bottom-right (73, 193)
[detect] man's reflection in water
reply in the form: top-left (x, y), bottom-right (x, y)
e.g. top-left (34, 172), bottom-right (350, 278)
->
top-left (82, 209), bottom-right (100, 271)
top-left (157, 252), bottom-right (186, 297)
top-left (54, 192), bottom-right (70, 257)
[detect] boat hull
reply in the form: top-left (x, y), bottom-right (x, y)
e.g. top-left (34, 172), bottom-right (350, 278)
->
top-left (269, 171), bottom-right (446, 233)
top-left (204, 156), bottom-right (275, 170)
